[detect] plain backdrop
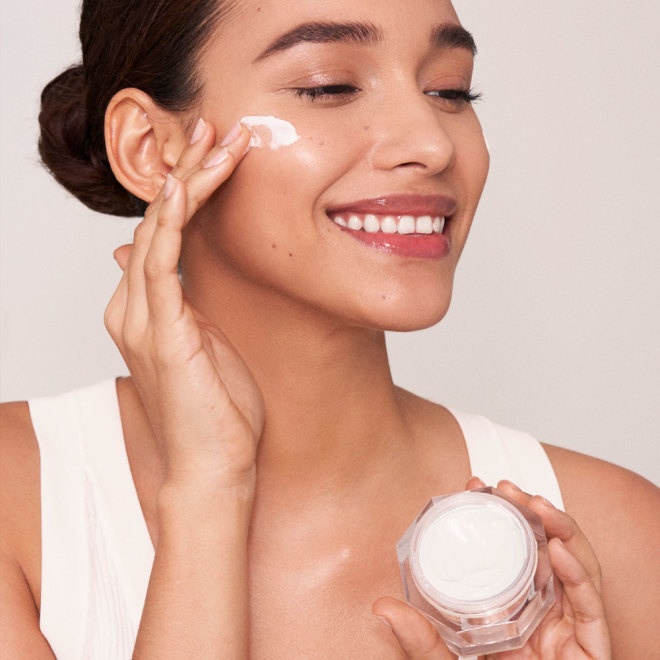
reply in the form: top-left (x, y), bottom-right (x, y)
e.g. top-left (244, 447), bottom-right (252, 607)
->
top-left (1, 0), bottom-right (658, 485)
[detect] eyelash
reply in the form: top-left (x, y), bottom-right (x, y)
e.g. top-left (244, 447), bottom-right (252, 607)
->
top-left (294, 85), bottom-right (482, 105)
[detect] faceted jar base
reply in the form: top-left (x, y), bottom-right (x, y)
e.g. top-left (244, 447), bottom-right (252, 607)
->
top-left (396, 488), bottom-right (555, 657)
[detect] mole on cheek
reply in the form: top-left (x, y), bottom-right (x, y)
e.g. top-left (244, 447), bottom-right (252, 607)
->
top-left (288, 252), bottom-right (293, 258)
top-left (271, 243), bottom-right (277, 249)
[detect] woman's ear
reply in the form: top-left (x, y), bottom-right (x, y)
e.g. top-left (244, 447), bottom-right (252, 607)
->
top-left (104, 88), bottom-right (188, 204)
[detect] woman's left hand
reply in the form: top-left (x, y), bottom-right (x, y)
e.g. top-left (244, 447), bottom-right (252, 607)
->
top-left (372, 478), bottom-right (612, 659)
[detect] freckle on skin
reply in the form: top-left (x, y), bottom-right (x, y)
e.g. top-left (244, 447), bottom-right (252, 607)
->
top-left (288, 252), bottom-right (293, 257)
top-left (319, 141), bottom-right (325, 146)
top-left (363, 125), bottom-right (370, 131)
top-left (271, 243), bottom-right (277, 249)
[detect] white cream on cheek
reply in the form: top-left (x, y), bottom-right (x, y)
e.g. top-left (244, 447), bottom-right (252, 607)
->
top-left (417, 503), bottom-right (528, 602)
top-left (240, 115), bottom-right (300, 150)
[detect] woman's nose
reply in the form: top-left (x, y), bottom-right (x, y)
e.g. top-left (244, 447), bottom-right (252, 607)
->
top-left (368, 89), bottom-right (456, 176)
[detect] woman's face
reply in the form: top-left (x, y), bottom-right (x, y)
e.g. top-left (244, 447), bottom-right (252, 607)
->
top-left (186, 0), bottom-right (489, 331)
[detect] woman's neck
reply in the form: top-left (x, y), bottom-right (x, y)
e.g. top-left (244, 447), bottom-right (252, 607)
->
top-left (180, 245), bottom-right (416, 500)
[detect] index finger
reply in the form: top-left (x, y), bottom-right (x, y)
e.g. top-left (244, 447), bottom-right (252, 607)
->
top-left (498, 480), bottom-right (602, 591)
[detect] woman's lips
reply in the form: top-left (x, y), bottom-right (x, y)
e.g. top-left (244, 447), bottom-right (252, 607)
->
top-left (326, 195), bottom-right (455, 259)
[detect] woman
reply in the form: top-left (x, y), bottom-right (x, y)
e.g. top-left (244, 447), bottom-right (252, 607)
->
top-left (1, 0), bottom-right (658, 657)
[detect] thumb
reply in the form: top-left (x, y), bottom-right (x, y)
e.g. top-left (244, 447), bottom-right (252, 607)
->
top-left (372, 597), bottom-right (446, 659)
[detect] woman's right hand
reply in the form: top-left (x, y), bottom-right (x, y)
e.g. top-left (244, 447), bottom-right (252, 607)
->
top-left (105, 118), bottom-right (264, 490)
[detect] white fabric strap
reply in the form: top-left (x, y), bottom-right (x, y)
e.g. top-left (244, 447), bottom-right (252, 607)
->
top-left (30, 389), bottom-right (90, 658)
top-left (449, 409), bottom-right (564, 510)
top-left (30, 380), bottom-right (153, 659)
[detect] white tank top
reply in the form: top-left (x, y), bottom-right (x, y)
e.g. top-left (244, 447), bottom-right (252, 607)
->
top-left (29, 379), bottom-right (563, 659)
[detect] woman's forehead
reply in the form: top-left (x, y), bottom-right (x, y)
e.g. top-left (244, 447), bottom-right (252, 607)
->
top-left (228, 0), bottom-right (460, 31)
top-left (211, 0), bottom-right (463, 61)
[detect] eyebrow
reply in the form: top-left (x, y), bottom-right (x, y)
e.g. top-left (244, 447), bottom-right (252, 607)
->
top-left (431, 23), bottom-right (477, 56)
top-left (255, 21), bottom-right (477, 61)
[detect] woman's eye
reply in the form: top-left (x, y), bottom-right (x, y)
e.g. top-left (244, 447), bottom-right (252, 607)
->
top-left (294, 84), bottom-right (359, 100)
top-left (426, 88), bottom-right (482, 106)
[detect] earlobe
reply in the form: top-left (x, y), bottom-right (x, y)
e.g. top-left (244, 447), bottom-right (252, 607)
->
top-left (104, 89), bottom-right (185, 203)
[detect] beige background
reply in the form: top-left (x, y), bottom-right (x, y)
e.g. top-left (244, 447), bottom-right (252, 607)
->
top-left (1, 0), bottom-right (658, 484)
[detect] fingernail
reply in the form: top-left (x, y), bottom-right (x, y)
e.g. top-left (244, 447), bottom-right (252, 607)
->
top-left (220, 121), bottom-right (242, 146)
top-left (190, 118), bottom-right (206, 145)
top-left (164, 173), bottom-right (176, 199)
top-left (373, 615), bottom-right (392, 631)
top-left (203, 148), bottom-right (229, 168)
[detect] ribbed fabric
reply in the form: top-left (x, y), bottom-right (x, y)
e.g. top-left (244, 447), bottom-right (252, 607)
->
top-left (30, 381), bottom-right (563, 658)
top-left (30, 380), bottom-right (154, 660)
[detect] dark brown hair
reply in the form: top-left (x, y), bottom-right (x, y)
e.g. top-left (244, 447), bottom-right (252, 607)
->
top-left (39, 0), bottom-right (232, 217)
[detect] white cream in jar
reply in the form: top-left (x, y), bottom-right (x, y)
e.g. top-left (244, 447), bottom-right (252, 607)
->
top-left (416, 501), bottom-right (529, 603)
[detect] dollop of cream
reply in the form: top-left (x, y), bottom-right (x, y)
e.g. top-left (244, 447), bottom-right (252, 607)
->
top-left (240, 115), bottom-right (300, 150)
top-left (417, 502), bottom-right (529, 602)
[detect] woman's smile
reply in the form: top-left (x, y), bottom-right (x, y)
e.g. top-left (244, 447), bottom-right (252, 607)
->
top-left (326, 194), bottom-right (455, 259)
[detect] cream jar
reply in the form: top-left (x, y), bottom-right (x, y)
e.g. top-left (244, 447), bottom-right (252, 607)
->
top-left (397, 488), bottom-right (555, 657)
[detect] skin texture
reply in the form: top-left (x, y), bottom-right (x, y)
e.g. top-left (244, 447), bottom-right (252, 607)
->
top-left (1, 0), bottom-right (659, 658)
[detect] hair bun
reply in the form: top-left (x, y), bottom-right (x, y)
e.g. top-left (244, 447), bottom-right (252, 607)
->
top-left (38, 65), bottom-right (146, 217)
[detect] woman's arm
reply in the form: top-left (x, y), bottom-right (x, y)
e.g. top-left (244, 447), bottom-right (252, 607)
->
top-left (0, 402), bottom-right (56, 659)
top-left (545, 445), bottom-right (660, 658)
top-left (104, 118), bottom-right (264, 658)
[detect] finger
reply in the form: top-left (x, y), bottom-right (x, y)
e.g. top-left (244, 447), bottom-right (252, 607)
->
top-left (465, 476), bottom-right (486, 490)
top-left (113, 244), bottom-right (132, 271)
top-left (169, 117), bottom-right (217, 179)
top-left (549, 538), bottom-right (611, 658)
top-left (104, 257), bottom-right (129, 353)
top-left (179, 124), bottom-right (252, 220)
top-left (497, 479), bottom-right (533, 504)
top-left (142, 174), bottom-right (187, 323)
top-left (123, 210), bottom-right (158, 335)
top-left (498, 481), bottom-right (602, 591)
top-left (121, 121), bottom-right (219, 328)
top-left (530, 497), bottom-right (602, 593)
top-left (372, 598), bottom-right (446, 659)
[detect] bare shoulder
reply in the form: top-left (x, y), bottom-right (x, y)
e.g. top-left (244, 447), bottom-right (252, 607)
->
top-left (0, 400), bottom-right (42, 604)
top-left (543, 443), bottom-right (660, 527)
top-left (543, 444), bottom-right (660, 656)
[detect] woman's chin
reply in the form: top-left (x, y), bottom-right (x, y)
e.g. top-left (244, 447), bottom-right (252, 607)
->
top-left (354, 295), bottom-right (453, 333)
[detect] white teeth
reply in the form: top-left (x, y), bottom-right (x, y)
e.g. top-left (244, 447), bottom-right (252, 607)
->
top-left (381, 215), bottom-right (397, 234)
top-left (364, 214), bottom-right (380, 233)
top-left (398, 215), bottom-right (416, 234)
top-left (331, 213), bottom-right (448, 235)
top-left (433, 216), bottom-right (445, 233)
top-left (347, 215), bottom-right (363, 231)
top-left (416, 216), bottom-right (433, 234)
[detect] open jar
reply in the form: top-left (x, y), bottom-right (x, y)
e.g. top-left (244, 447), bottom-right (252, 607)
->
top-left (397, 487), bottom-right (555, 657)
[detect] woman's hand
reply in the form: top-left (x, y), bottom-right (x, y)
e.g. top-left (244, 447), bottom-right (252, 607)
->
top-left (105, 118), bottom-right (264, 489)
top-left (105, 120), bottom-right (263, 657)
top-left (372, 478), bottom-right (612, 659)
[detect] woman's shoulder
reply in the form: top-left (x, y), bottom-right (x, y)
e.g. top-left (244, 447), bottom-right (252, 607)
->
top-left (543, 443), bottom-right (660, 655)
top-left (0, 400), bottom-right (40, 547)
top-left (0, 400), bottom-right (42, 607)
top-left (542, 442), bottom-right (660, 563)
top-left (543, 442), bottom-right (660, 517)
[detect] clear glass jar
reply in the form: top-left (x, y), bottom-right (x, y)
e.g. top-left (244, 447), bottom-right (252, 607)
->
top-left (397, 487), bottom-right (555, 657)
